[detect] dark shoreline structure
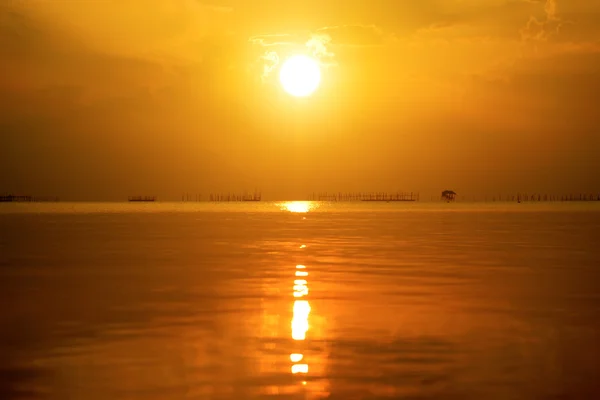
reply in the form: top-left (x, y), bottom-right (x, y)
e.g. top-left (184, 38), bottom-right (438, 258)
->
top-left (0, 194), bottom-right (59, 202)
top-left (128, 196), bottom-right (156, 202)
top-left (442, 190), bottom-right (457, 202)
top-left (309, 192), bottom-right (419, 201)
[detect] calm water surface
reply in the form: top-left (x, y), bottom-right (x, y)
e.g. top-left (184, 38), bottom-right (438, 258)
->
top-left (1, 201), bottom-right (599, 399)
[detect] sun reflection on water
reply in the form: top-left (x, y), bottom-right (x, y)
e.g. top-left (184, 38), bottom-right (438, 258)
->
top-left (292, 300), bottom-right (310, 341)
top-left (280, 201), bottom-right (318, 213)
top-left (274, 247), bottom-right (328, 398)
top-left (291, 263), bottom-right (311, 376)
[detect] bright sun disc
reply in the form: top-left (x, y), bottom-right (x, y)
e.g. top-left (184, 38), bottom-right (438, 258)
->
top-left (279, 55), bottom-right (321, 97)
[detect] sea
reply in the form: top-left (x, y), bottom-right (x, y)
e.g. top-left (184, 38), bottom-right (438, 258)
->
top-left (1, 201), bottom-right (599, 400)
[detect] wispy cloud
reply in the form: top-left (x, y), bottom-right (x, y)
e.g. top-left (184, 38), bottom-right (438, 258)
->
top-left (259, 50), bottom-right (279, 80)
top-left (250, 24), bottom-right (390, 80)
top-left (315, 24), bottom-right (388, 47)
top-left (250, 31), bottom-right (336, 80)
top-left (248, 33), bottom-right (301, 47)
top-left (520, 0), bottom-right (567, 42)
top-left (306, 33), bottom-right (334, 59)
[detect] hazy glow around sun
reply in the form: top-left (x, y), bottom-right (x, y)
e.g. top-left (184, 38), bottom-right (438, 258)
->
top-left (279, 55), bottom-right (321, 97)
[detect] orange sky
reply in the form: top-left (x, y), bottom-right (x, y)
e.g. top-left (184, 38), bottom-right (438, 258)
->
top-left (1, 0), bottom-right (599, 200)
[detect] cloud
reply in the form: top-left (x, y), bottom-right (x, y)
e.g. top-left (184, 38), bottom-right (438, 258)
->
top-left (0, 4), bottom-right (264, 199)
top-left (248, 33), bottom-right (302, 47)
top-left (3, 0), bottom-right (600, 198)
top-left (520, 0), bottom-right (568, 42)
top-left (250, 25), bottom-right (388, 49)
top-left (305, 34), bottom-right (334, 59)
top-left (259, 51), bottom-right (279, 80)
top-left (0, 9), bottom-right (175, 109)
top-left (4, 0), bottom-right (235, 66)
top-left (249, 25), bottom-right (390, 81)
top-left (465, 49), bottom-right (600, 132)
top-left (315, 25), bottom-right (388, 47)
top-left (0, 3), bottom-right (249, 139)
top-left (250, 30), bottom-right (337, 80)
top-left (253, 35), bottom-right (335, 80)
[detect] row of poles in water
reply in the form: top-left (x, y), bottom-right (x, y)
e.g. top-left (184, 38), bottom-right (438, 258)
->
top-left (180, 192), bottom-right (600, 202)
top-left (181, 192), bottom-right (262, 202)
top-left (446, 193), bottom-right (600, 202)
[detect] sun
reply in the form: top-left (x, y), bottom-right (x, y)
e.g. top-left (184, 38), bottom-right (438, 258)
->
top-left (279, 55), bottom-right (321, 97)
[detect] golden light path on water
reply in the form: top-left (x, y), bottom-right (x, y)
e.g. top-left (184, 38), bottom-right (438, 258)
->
top-left (280, 202), bottom-right (312, 385)
top-left (279, 201), bottom-right (326, 393)
top-left (291, 263), bottom-right (310, 381)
